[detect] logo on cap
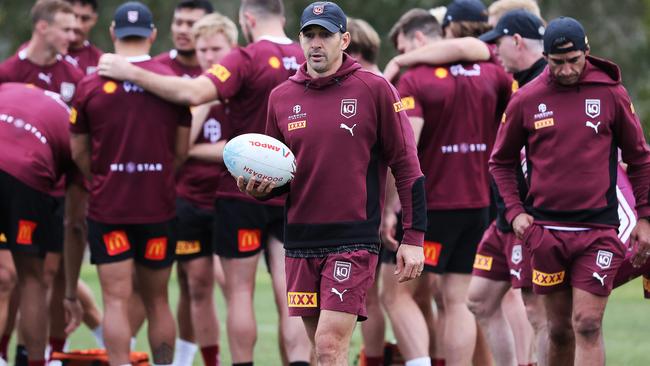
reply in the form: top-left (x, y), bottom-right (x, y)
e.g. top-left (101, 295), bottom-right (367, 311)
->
top-left (127, 10), bottom-right (139, 23)
top-left (313, 4), bottom-right (324, 15)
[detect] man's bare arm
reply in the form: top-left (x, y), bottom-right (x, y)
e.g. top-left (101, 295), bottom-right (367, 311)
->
top-left (174, 126), bottom-right (190, 171)
top-left (70, 133), bottom-right (92, 180)
top-left (98, 54), bottom-right (217, 106)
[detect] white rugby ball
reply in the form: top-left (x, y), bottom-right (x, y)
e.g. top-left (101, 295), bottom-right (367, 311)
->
top-left (223, 133), bottom-right (296, 187)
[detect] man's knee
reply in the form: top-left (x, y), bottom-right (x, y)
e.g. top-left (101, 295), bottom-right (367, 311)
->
top-left (572, 310), bottom-right (603, 342)
top-left (314, 332), bottom-right (346, 362)
top-left (186, 273), bottom-right (213, 303)
top-left (0, 266), bottom-right (17, 294)
top-left (548, 319), bottom-right (574, 345)
top-left (466, 293), bottom-right (494, 320)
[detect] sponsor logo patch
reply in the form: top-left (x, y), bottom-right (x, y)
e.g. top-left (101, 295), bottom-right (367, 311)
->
top-left (340, 99), bottom-right (357, 118)
top-left (287, 292), bottom-right (318, 307)
top-left (127, 10), bottom-right (139, 23)
top-left (103, 81), bottom-right (117, 94)
top-left (400, 96), bottom-right (415, 111)
top-left (585, 99), bottom-right (601, 119)
top-left (532, 269), bottom-right (565, 286)
top-left (534, 118), bottom-right (554, 130)
top-left (435, 67), bottom-right (448, 79)
top-left (268, 56), bottom-right (281, 69)
top-left (238, 229), bottom-right (261, 252)
top-left (176, 240), bottom-right (201, 255)
top-left (60, 82), bottom-right (75, 102)
top-left (207, 64), bottom-right (231, 82)
top-left (511, 79), bottom-right (519, 93)
top-left (333, 261), bottom-right (352, 282)
top-left (103, 230), bottom-right (130, 256)
top-left (423, 241), bottom-right (442, 267)
top-left (16, 220), bottom-right (37, 245)
top-left (313, 4), bottom-right (324, 15)
top-left (145, 237), bottom-right (167, 261)
top-left (511, 244), bottom-right (523, 265)
top-left (288, 120), bottom-right (307, 131)
top-left (473, 254), bottom-right (493, 271)
top-left (596, 250), bottom-right (613, 269)
top-left (393, 100), bottom-right (406, 113)
top-left (69, 107), bottom-right (78, 124)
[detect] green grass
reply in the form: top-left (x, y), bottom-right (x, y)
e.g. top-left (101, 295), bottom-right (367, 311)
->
top-left (53, 264), bottom-right (649, 365)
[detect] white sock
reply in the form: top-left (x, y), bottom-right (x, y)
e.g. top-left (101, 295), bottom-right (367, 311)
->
top-left (405, 357), bottom-right (431, 366)
top-left (0, 358), bottom-right (7, 366)
top-left (130, 337), bottom-right (137, 351)
top-left (92, 326), bottom-right (105, 348)
top-left (173, 338), bottom-right (198, 366)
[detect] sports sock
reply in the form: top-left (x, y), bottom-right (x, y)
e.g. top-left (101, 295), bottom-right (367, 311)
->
top-left (15, 344), bottom-right (28, 366)
top-left (200, 344), bottom-right (219, 366)
top-left (174, 338), bottom-right (198, 366)
top-left (92, 326), bottom-right (105, 348)
top-left (27, 360), bottom-right (45, 366)
top-left (232, 363), bottom-right (253, 366)
top-left (130, 337), bottom-right (137, 351)
top-left (288, 362), bottom-right (310, 366)
top-left (405, 357), bottom-right (431, 366)
top-left (48, 337), bottom-right (66, 358)
top-left (0, 334), bottom-right (9, 360)
top-left (433, 359), bottom-right (446, 366)
top-left (361, 356), bottom-right (383, 366)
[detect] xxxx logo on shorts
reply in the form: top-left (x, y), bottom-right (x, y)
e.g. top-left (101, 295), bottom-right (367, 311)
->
top-left (144, 237), bottom-right (167, 261)
top-left (238, 229), bottom-right (261, 252)
top-left (103, 230), bottom-right (130, 256)
top-left (423, 241), bottom-right (442, 266)
top-left (176, 240), bottom-right (201, 255)
top-left (473, 254), bottom-right (493, 271)
top-left (287, 292), bottom-right (317, 308)
top-left (533, 269), bottom-right (565, 286)
top-left (16, 220), bottom-right (37, 245)
top-left (333, 261), bottom-right (352, 282)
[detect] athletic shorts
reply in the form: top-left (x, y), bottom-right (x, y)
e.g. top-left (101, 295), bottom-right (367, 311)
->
top-left (214, 199), bottom-right (283, 258)
top-left (87, 219), bottom-right (176, 268)
top-left (175, 198), bottom-right (214, 261)
top-left (472, 222), bottom-right (532, 288)
top-left (381, 208), bottom-right (489, 274)
top-left (613, 249), bottom-right (650, 299)
top-left (0, 169), bottom-right (57, 257)
top-left (524, 224), bottom-right (625, 296)
top-left (49, 196), bottom-right (64, 253)
top-left (285, 249), bottom-right (378, 321)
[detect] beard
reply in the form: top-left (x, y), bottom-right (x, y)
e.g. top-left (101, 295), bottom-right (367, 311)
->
top-left (176, 48), bottom-right (196, 57)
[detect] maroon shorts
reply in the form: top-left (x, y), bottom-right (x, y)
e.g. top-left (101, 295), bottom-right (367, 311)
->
top-left (472, 222), bottom-right (532, 289)
top-left (285, 250), bottom-right (378, 320)
top-left (524, 225), bottom-right (625, 296)
top-left (613, 249), bottom-right (650, 299)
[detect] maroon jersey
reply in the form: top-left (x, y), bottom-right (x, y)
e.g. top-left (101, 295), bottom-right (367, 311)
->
top-left (266, 55), bottom-right (426, 249)
top-left (154, 50), bottom-right (203, 78)
top-left (490, 56), bottom-right (650, 228)
top-left (176, 103), bottom-right (231, 210)
top-left (68, 41), bottom-right (103, 75)
top-left (397, 61), bottom-right (512, 210)
top-left (70, 56), bottom-right (192, 224)
top-left (203, 37), bottom-right (304, 205)
top-left (0, 83), bottom-right (76, 193)
top-left (0, 50), bottom-right (84, 103)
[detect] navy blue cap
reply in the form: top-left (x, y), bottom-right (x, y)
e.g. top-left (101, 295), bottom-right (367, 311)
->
top-left (442, 0), bottom-right (487, 27)
top-left (300, 2), bottom-right (347, 33)
top-left (543, 16), bottom-right (589, 55)
top-left (113, 1), bottom-right (154, 39)
top-left (480, 10), bottom-right (545, 43)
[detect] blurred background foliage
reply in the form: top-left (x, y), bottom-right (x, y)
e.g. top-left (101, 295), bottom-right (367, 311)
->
top-left (1, 0), bottom-right (649, 130)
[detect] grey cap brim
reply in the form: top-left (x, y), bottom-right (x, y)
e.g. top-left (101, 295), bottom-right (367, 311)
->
top-left (300, 19), bottom-right (340, 33)
top-left (479, 29), bottom-right (502, 43)
top-left (114, 27), bottom-right (152, 39)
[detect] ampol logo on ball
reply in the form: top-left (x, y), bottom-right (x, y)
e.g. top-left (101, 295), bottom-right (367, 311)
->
top-left (223, 133), bottom-right (296, 187)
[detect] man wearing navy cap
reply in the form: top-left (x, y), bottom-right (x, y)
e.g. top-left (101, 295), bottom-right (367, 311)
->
top-left (240, 2), bottom-right (426, 364)
top-left (490, 16), bottom-right (650, 365)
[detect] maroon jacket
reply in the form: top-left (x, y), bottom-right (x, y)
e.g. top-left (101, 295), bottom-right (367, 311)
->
top-left (153, 50), bottom-right (203, 78)
top-left (68, 41), bottom-right (103, 75)
top-left (266, 55), bottom-right (426, 249)
top-left (490, 56), bottom-right (650, 228)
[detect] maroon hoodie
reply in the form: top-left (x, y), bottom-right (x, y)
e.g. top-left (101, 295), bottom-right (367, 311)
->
top-left (266, 55), bottom-right (426, 249)
top-left (490, 56), bottom-right (650, 228)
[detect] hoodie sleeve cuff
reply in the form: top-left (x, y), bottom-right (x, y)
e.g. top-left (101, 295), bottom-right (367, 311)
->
top-left (401, 229), bottom-right (425, 247)
top-left (505, 205), bottom-right (527, 226)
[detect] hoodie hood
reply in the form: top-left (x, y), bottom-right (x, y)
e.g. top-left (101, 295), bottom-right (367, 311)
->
top-left (544, 55), bottom-right (621, 88)
top-left (290, 53), bottom-right (362, 89)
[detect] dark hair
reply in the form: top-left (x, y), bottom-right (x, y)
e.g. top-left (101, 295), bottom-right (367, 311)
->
top-left (389, 8), bottom-right (441, 48)
top-left (176, 0), bottom-right (214, 14)
top-left (241, 0), bottom-right (284, 17)
top-left (446, 20), bottom-right (492, 38)
top-left (347, 18), bottom-right (380, 64)
top-left (63, 0), bottom-right (97, 11)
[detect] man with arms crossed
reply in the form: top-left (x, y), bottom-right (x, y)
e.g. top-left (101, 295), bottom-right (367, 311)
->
top-left (490, 17), bottom-right (650, 366)
top-left (242, 2), bottom-right (426, 364)
top-left (68, 2), bottom-right (191, 365)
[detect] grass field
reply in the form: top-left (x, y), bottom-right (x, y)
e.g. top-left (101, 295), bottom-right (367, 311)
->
top-left (52, 263), bottom-right (649, 365)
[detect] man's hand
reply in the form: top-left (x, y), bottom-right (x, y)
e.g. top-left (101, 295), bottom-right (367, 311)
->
top-left (63, 297), bottom-right (83, 335)
top-left (380, 211), bottom-right (399, 251)
top-left (512, 213), bottom-right (534, 239)
top-left (97, 53), bottom-right (136, 81)
top-left (383, 57), bottom-right (402, 83)
top-left (631, 218), bottom-right (650, 268)
top-left (236, 176), bottom-right (276, 199)
top-left (395, 243), bottom-right (424, 283)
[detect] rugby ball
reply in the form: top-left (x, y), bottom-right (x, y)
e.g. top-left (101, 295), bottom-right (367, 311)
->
top-left (223, 133), bottom-right (296, 187)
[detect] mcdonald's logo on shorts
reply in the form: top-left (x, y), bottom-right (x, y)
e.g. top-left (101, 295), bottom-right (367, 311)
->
top-left (145, 237), bottom-right (168, 261)
top-left (473, 254), bottom-right (493, 271)
top-left (103, 230), bottom-right (130, 256)
top-left (532, 269), bottom-right (565, 286)
top-left (287, 292), bottom-right (317, 308)
top-left (176, 240), bottom-right (201, 255)
top-left (238, 229), bottom-right (261, 252)
top-left (16, 220), bottom-right (37, 245)
top-left (423, 241), bottom-right (442, 267)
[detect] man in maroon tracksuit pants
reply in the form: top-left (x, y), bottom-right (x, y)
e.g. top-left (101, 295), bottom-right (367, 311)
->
top-left (489, 17), bottom-right (650, 365)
